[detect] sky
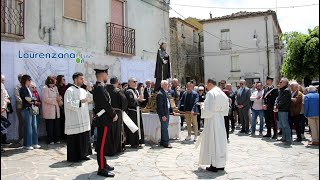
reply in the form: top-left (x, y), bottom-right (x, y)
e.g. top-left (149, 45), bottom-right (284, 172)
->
top-left (169, 0), bottom-right (319, 33)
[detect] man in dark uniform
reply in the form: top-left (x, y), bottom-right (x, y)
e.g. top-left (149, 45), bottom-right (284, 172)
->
top-left (92, 66), bottom-right (118, 177)
top-left (105, 76), bottom-right (128, 155)
top-left (124, 77), bottom-right (145, 148)
top-left (262, 76), bottom-right (279, 139)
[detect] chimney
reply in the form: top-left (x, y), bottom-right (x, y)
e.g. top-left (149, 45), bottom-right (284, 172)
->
top-left (209, 11), bottom-right (212, 19)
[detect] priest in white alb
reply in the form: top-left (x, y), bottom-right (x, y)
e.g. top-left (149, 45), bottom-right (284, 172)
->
top-left (198, 78), bottom-right (229, 172)
top-left (64, 72), bottom-right (93, 162)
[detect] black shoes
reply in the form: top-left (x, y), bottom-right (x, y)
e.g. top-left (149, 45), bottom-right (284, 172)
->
top-left (81, 156), bottom-right (91, 161)
top-left (277, 138), bottom-right (286, 142)
top-left (206, 165), bottom-right (225, 172)
top-left (263, 134), bottom-right (271, 138)
top-left (97, 169), bottom-right (115, 177)
top-left (272, 136), bottom-right (278, 139)
top-left (105, 164), bottom-right (115, 171)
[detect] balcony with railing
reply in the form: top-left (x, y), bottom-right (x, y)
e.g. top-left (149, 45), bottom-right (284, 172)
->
top-left (219, 40), bottom-right (232, 50)
top-left (106, 23), bottom-right (135, 55)
top-left (1, 0), bottom-right (25, 38)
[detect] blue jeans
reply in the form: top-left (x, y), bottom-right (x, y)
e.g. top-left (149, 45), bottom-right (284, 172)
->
top-left (22, 108), bottom-right (38, 147)
top-left (159, 115), bottom-right (169, 146)
top-left (251, 109), bottom-right (264, 133)
top-left (278, 111), bottom-right (291, 142)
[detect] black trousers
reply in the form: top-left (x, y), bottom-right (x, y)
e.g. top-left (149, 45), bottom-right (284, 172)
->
top-left (230, 113), bottom-right (235, 131)
top-left (289, 115), bottom-right (303, 140)
top-left (96, 126), bottom-right (109, 170)
top-left (180, 116), bottom-right (185, 127)
top-left (45, 118), bottom-right (61, 143)
top-left (197, 115), bottom-right (203, 130)
top-left (59, 109), bottom-right (67, 140)
top-left (264, 109), bottom-right (277, 136)
top-left (238, 108), bottom-right (249, 132)
top-left (224, 116), bottom-right (230, 139)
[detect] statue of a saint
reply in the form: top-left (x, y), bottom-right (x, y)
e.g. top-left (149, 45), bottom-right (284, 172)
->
top-left (154, 41), bottom-right (171, 91)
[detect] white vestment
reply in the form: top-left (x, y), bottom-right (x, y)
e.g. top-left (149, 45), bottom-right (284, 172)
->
top-left (64, 85), bottom-right (93, 135)
top-left (199, 86), bottom-right (229, 168)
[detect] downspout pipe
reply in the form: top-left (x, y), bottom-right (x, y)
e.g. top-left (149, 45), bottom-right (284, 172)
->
top-left (264, 16), bottom-right (270, 76)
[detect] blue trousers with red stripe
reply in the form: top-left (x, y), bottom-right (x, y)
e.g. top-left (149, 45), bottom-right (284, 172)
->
top-left (96, 126), bottom-right (109, 170)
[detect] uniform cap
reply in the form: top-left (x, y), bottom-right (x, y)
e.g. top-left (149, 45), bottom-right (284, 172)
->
top-left (94, 65), bottom-right (109, 73)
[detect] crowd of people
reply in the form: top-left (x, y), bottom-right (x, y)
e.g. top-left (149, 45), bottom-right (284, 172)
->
top-left (1, 71), bottom-right (319, 176)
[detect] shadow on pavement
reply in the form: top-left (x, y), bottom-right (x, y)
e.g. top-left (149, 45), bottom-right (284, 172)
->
top-left (49, 160), bottom-right (83, 168)
top-left (75, 172), bottom-right (106, 180)
top-left (305, 145), bottom-right (319, 149)
top-left (0, 146), bottom-right (28, 157)
top-left (273, 142), bottom-right (293, 149)
top-left (192, 167), bottom-right (226, 179)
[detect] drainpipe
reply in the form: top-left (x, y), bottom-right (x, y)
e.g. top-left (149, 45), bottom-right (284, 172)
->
top-left (264, 16), bottom-right (270, 76)
top-left (48, 28), bottom-right (52, 45)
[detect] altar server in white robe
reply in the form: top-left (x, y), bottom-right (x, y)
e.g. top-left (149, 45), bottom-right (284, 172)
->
top-left (64, 72), bottom-right (93, 162)
top-left (198, 78), bottom-right (229, 172)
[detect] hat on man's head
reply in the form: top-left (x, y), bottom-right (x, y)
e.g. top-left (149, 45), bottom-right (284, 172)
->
top-left (266, 76), bottom-right (274, 81)
top-left (94, 65), bottom-right (109, 74)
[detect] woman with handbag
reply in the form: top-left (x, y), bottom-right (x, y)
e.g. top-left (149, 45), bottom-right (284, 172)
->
top-left (30, 82), bottom-right (41, 126)
top-left (19, 75), bottom-right (41, 150)
top-left (42, 76), bottom-right (62, 145)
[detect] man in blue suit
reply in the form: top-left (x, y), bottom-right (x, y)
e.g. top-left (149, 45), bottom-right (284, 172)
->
top-left (156, 80), bottom-right (172, 148)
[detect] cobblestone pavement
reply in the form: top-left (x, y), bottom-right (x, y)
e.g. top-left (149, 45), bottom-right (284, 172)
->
top-left (1, 127), bottom-right (319, 180)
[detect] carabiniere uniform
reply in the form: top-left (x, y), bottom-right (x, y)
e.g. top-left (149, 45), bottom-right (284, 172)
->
top-left (93, 79), bottom-right (117, 177)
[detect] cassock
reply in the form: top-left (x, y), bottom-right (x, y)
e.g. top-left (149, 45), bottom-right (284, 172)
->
top-left (105, 84), bottom-right (128, 156)
top-left (199, 86), bottom-right (229, 168)
top-left (124, 87), bottom-right (145, 146)
top-left (64, 84), bottom-right (93, 162)
top-left (154, 48), bottom-right (171, 91)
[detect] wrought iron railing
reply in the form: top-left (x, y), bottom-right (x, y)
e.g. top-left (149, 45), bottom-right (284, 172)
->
top-left (219, 40), bottom-right (232, 50)
top-left (106, 22), bottom-right (135, 55)
top-left (1, 0), bottom-right (25, 38)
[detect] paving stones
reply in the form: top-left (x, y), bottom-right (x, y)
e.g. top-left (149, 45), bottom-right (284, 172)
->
top-left (1, 129), bottom-right (319, 180)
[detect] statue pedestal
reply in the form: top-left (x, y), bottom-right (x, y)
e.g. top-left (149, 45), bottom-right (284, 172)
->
top-left (143, 93), bottom-right (179, 113)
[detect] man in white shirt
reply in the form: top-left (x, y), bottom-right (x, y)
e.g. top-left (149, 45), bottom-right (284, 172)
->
top-left (250, 82), bottom-right (264, 136)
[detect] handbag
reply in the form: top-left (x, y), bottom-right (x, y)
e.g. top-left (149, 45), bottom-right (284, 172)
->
top-left (29, 105), bottom-right (39, 115)
top-left (6, 102), bottom-right (13, 114)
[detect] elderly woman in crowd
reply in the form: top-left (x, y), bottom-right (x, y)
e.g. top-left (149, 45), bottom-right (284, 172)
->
top-left (304, 85), bottom-right (319, 146)
top-left (19, 75), bottom-right (41, 150)
top-left (42, 76), bottom-right (63, 145)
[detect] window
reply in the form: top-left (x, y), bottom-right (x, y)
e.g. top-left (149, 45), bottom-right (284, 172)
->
top-left (1, 0), bottom-right (24, 37)
top-left (231, 55), bottom-right (240, 72)
top-left (220, 29), bottom-right (231, 50)
top-left (193, 30), bottom-right (197, 43)
top-left (181, 24), bottom-right (185, 39)
top-left (111, 0), bottom-right (124, 26)
top-left (63, 0), bottom-right (86, 21)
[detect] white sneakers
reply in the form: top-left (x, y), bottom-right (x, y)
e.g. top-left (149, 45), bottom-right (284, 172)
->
top-left (185, 136), bottom-right (197, 141)
top-left (56, 141), bottom-right (61, 144)
top-left (49, 142), bottom-right (54, 145)
top-left (33, 145), bottom-right (41, 149)
top-left (24, 146), bottom-right (34, 150)
top-left (24, 145), bottom-right (41, 150)
top-left (185, 136), bottom-right (191, 141)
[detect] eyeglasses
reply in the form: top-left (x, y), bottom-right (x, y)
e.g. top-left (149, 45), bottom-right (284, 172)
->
top-left (199, 90), bottom-right (204, 91)
top-left (133, 81), bottom-right (137, 83)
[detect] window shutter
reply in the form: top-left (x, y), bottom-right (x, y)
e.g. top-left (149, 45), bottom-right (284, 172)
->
top-left (64, 0), bottom-right (82, 20)
top-left (111, 0), bottom-right (123, 25)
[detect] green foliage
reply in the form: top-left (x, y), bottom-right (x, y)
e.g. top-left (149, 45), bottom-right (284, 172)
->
top-left (280, 26), bottom-right (319, 80)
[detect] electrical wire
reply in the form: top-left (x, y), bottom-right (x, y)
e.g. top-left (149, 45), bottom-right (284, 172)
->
top-left (170, 6), bottom-right (252, 49)
top-left (170, 3), bottom-right (319, 10)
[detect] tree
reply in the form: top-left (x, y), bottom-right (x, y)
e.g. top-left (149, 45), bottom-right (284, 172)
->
top-left (280, 26), bottom-right (319, 86)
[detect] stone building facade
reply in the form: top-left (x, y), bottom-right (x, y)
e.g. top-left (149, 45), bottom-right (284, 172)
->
top-left (170, 17), bottom-right (204, 86)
